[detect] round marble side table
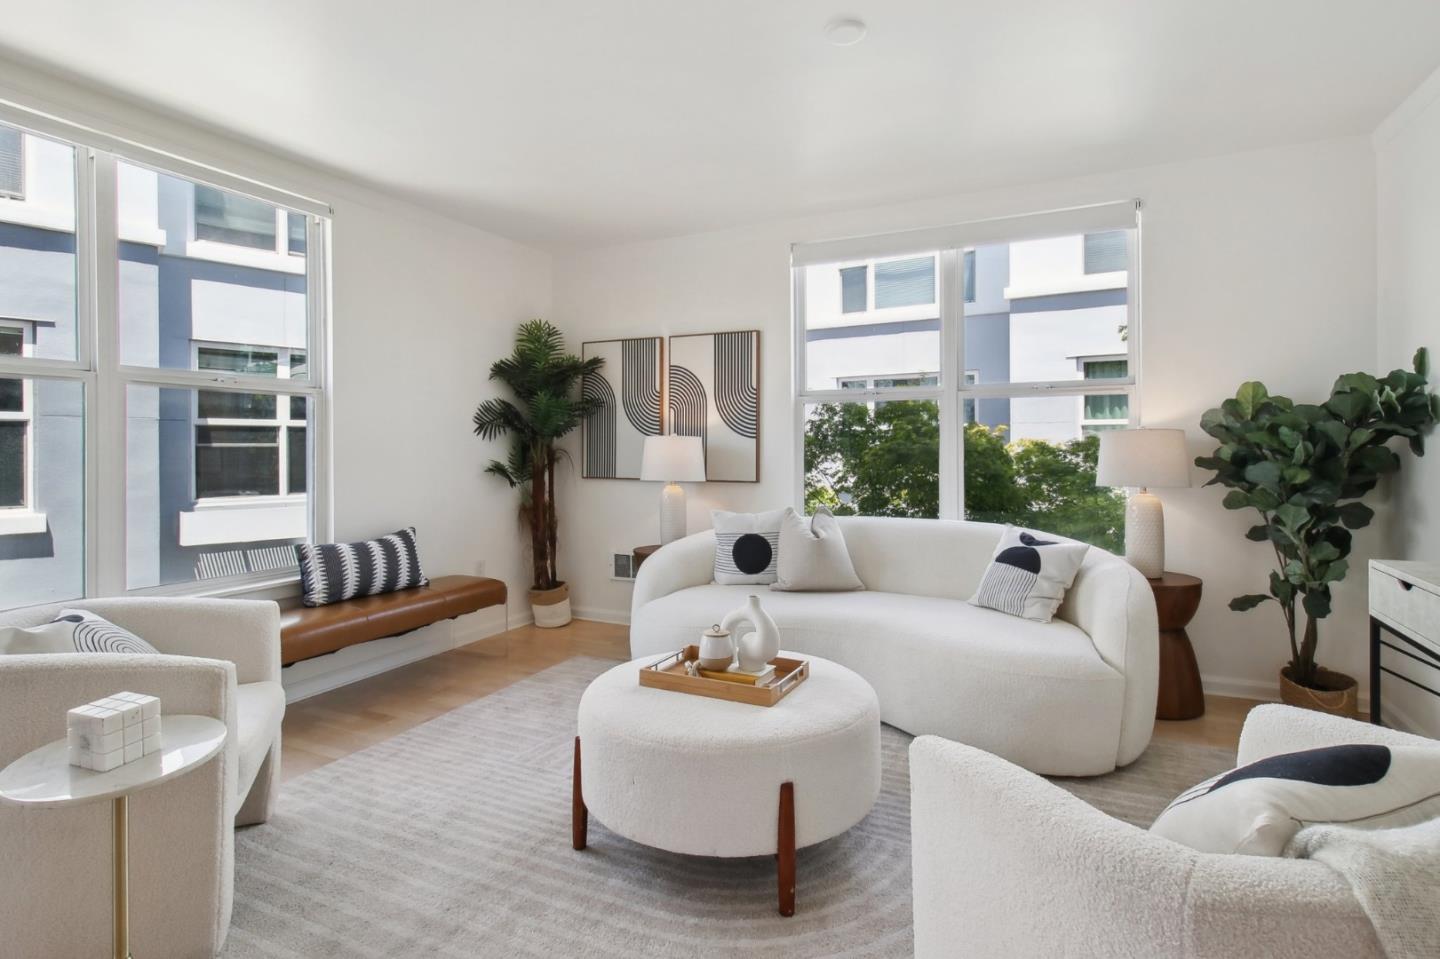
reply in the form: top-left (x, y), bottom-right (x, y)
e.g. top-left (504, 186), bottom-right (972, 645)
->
top-left (0, 714), bottom-right (227, 959)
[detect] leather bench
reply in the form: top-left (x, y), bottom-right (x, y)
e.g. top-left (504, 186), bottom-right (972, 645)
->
top-left (279, 575), bottom-right (507, 666)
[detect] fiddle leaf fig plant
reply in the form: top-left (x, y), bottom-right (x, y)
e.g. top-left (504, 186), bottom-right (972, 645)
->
top-left (1195, 349), bottom-right (1438, 690)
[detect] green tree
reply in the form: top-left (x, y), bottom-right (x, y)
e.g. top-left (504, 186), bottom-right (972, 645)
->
top-left (803, 406), bottom-right (1125, 552)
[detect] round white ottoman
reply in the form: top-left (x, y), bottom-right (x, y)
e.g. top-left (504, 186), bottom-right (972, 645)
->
top-left (573, 653), bottom-right (881, 915)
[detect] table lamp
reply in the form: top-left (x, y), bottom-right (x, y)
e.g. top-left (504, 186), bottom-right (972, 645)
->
top-left (1096, 428), bottom-right (1190, 579)
top-left (640, 434), bottom-right (706, 544)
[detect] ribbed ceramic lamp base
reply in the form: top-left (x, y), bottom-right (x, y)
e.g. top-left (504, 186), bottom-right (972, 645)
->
top-left (1125, 489), bottom-right (1165, 579)
top-left (659, 483), bottom-right (687, 545)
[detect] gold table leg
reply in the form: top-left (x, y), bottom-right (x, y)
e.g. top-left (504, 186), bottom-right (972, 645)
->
top-left (113, 794), bottom-right (130, 959)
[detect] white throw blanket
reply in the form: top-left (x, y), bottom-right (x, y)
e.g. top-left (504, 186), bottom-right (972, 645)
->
top-left (1287, 818), bottom-right (1440, 959)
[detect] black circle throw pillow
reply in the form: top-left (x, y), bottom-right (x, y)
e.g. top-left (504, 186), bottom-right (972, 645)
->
top-left (731, 533), bottom-right (773, 575)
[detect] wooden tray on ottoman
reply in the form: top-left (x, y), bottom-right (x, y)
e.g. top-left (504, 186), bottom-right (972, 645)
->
top-left (639, 646), bottom-right (809, 706)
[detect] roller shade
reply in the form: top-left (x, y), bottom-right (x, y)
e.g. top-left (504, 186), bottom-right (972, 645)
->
top-left (791, 199), bottom-right (1139, 267)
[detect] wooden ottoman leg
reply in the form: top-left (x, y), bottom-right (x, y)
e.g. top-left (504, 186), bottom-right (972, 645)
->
top-left (572, 736), bottom-right (587, 851)
top-left (777, 781), bottom-right (795, 917)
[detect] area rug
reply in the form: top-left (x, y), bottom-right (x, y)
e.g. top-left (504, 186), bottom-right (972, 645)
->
top-left (224, 657), bottom-right (1235, 958)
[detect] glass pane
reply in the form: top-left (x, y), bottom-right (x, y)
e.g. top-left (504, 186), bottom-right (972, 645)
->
top-left (839, 265), bottom-right (866, 313)
top-left (963, 249), bottom-right (976, 303)
top-left (1084, 231), bottom-right (1128, 274)
top-left (0, 378), bottom-right (85, 609)
top-left (803, 254), bottom-right (941, 392)
top-left (0, 421), bottom-right (22, 506)
top-left (287, 211), bottom-right (306, 255)
top-left (0, 125), bottom-right (21, 196)
top-left (0, 125), bottom-right (78, 362)
top-left (1084, 359), bottom-right (1128, 379)
top-left (804, 399), bottom-right (938, 518)
top-left (964, 234), bottom-right (1129, 387)
top-left (287, 426), bottom-right (307, 493)
top-left (117, 161), bottom-right (307, 373)
top-left (963, 420), bottom-right (1125, 552)
top-left (127, 384), bottom-right (309, 588)
top-left (194, 184), bottom-right (276, 250)
top-left (1083, 393), bottom-right (1129, 421)
top-left (289, 350), bottom-right (308, 382)
top-left (873, 256), bottom-right (935, 309)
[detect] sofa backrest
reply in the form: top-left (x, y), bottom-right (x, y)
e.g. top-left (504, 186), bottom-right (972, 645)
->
top-left (834, 516), bottom-right (1007, 600)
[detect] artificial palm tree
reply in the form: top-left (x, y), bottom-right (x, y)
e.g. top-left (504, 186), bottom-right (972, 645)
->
top-left (473, 320), bottom-right (603, 616)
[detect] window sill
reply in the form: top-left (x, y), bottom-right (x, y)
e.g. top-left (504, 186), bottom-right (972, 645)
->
top-left (178, 500), bottom-right (307, 546)
top-left (0, 509), bottom-right (46, 537)
top-left (128, 570), bottom-right (302, 603)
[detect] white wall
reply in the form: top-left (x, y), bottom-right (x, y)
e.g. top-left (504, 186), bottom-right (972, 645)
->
top-left (0, 61), bottom-right (551, 645)
top-left (553, 136), bottom-right (1383, 704)
top-left (1375, 65), bottom-right (1440, 734)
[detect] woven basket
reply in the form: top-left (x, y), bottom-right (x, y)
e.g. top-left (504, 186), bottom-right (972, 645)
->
top-left (1279, 665), bottom-right (1358, 718)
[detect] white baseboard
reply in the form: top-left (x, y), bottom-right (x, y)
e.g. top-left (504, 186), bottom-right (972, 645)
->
top-left (1200, 672), bottom-right (1371, 714)
top-left (573, 605), bottom-right (631, 626)
top-left (281, 605), bottom-right (528, 703)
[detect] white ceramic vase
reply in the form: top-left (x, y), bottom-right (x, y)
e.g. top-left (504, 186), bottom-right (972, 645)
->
top-left (721, 594), bottom-right (780, 672)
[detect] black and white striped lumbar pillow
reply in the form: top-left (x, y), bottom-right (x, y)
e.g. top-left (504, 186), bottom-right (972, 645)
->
top-left (969, 526), bottom-right (1089, 623)
top-left (0, 609), bottom-right (159, 655)
top-left (712, 509), bottom-right (784, 585)
top-left (296, 527), bottom-right (429, 607)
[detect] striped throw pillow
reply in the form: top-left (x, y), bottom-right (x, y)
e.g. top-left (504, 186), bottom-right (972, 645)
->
top-left (969, 526), bottom-right (1088, 623)
top-left (712, 509), bottom-right (784, 585)
top-left (296, 528), bottom-right (429, 607)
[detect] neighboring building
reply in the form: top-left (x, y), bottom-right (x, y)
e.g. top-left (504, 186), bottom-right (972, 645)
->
top-left (0, 124), bottom-right (310, 607)
top-left (802, 231), bottom-right (1130, 442)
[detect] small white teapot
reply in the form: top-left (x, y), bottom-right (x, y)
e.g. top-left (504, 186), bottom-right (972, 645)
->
top-left (721, 595), bottom-right (780, 673)
top-left (697, 624), bottom-right (735, 671)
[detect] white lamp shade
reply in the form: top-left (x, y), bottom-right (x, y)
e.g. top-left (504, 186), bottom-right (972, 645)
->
top-left (1096, 428), bottom-right (1190, 489)
top-left (640, 435), bottom-right (706, 482)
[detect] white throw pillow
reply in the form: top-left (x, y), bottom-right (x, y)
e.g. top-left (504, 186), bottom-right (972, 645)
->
top-left (771, 507), bottom-right (864, 592)
top-left (968, 526), bottom-right (1089, 623)
top-left (1151, 743), bottom-right (1440, 857)
top-left (712, 509), bottom-right (785, 585)
top-left (0, 609), bottom-right (159, 656)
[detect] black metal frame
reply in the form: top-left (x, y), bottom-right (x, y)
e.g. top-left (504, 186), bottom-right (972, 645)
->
top-left (1369, 615), bottom-right (1440, 725)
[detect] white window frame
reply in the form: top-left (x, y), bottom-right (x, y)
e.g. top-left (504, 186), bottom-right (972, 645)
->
top-left (791, 200), bottom-right (1141, 520)
top-left (0, 100), bottom-right (333, 605)
top-left (1077, 353), bottom-right (1131, 435)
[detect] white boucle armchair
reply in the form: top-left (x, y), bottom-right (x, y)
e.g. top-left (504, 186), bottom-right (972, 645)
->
top-left (0, 597), bottom-right (285, 959)
top-left (910, 705), bottom-right (1439, 959)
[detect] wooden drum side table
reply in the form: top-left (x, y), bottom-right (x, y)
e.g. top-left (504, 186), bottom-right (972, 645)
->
top-left (1150, 572), bottom-right (1205, 720)
top-left (0, 715), bottom-right (228, 959)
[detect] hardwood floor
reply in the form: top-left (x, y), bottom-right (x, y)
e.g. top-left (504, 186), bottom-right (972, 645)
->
top-left (280, 619), bottom-right (1261, 781)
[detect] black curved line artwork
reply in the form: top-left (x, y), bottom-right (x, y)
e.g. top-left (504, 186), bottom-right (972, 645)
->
top-left (713, 331), bottom-right (758, 440)
top-left (621, 339), bottom-right (662, 437)
top-left (667, 330), bottom-right (760, 483)
top-left (582, 370), bottom-right (617, 478)
top-left (667, 364), bottom-right (708, 466)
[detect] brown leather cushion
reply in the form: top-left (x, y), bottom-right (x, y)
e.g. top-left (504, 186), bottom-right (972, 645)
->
top-left (280, 575), bottom-right (507, 665)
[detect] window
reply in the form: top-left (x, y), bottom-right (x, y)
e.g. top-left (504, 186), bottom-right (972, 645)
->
top-left (839, 265), bottom-right (866, 313)
top-left (1081, 357), bottom-right (1129, 435)
top-left (873, 256), bottom-right (935, 309)
top-left (0, 105), bottom-right (330, 609)
top-left (287, 211), bottom-right (306, 256)
top-left (0, 326), bottom-right (26, 507)
top-left (793, 202), bottom-right (1136, 552)
top-left (194, 184), bottom-right (277, 250)
top-left (1084, 231), bottom-right (1127, 274)
top-left (0, 125), bottom-right (22, 198)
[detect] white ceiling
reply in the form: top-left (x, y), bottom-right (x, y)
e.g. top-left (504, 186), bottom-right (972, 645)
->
top-left (1, 0), bottom-right (1438, 248)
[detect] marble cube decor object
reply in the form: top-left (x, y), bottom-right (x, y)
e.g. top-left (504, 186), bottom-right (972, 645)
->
top-left (66, 692), bottom-right (162, 771)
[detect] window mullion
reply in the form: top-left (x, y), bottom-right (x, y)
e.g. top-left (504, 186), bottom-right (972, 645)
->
top-left (939, 247), bottom-right (962, 521)
top-left (91, 149), bottom-right (125, 597)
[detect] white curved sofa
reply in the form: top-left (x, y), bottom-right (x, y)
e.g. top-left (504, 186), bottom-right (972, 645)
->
top-left (631, 516), bottom-right (1159, 776)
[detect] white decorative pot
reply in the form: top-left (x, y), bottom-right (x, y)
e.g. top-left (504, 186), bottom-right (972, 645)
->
top-left (697, 624), bottom-right (735, 670)
top-left (721, 594), bottom-right (781, 672)
top-left (531, 583), bottom-right (572, 628)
